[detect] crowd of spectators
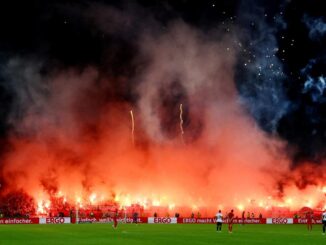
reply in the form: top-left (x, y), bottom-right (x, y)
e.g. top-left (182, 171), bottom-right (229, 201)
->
top-left (0, 190), bottom-right (35, 218)
top-left (0, 191), bottom-right (144, 219)
top-left (0, 191), bottom-right (318, 219)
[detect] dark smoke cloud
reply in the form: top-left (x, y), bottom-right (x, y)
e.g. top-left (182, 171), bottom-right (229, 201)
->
top-left (235, 0), bottom-right (290, 133)
top-left (275, 8), bottom-right (326, 165)
top-left (303, 14), bottom-right (326, 41)
top-left (235, 0), bottom-right (326, 166)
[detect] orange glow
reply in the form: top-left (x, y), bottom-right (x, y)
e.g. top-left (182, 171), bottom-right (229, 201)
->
top-left (322, 186), bottom-right (326, 193)
top-left (169, 203), bottom-right (175, 210)
top-left (89, 193), bottom-right (97, 204)
top-left (237, 204), bottom-right (244, 211)
top-left (286, 198), bottom-right (292, 204)
top-left (152, 200), bottom-right (161, 206)
top-left (76, 197), bottom-right (81, 204)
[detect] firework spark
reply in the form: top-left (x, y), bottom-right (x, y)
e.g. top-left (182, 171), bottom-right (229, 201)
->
top-left (179, 104), bottom-right (185, 144)
top-left (130, 110), bottom-right (135, 146)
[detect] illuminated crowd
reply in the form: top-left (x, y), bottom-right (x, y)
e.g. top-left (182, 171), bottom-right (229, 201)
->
top-left (0, 190), bottom-right (322, 220)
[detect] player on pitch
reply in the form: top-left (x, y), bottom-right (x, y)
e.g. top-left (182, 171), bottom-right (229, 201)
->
top-left (322, 210), bottom-right (326, 235)
top-left (227, 209), bottom-right (235, 233)
top-left (306, 211), bottom-right (312, 231)
top-left (112, 209), bottom-right (118, 229)
top-left (216, 210), bottom-right (223, 232)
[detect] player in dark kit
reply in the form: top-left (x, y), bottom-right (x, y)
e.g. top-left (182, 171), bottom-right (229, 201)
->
top-left (133, 212), bottom-right (138, 224)
top-left (227, 210), bottom-right (234, 233)
top-left (112, 209), bottom-right (118, 229)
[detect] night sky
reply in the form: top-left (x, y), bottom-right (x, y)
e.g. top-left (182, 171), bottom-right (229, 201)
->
top-left (0, 0), bottom-right (326, 167)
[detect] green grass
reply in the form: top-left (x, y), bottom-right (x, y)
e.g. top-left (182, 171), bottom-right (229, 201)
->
top-left (0, 224), bottom-right (325, 245)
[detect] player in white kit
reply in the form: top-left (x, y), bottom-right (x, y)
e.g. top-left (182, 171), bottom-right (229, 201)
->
top-left (322, 210), bottom-right (326, 235)
top-left (216, 210), bottom-right (223, 232)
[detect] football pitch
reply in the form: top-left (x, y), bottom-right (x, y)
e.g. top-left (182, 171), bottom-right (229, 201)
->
top-left (0, 224), bottom-right (325, 245)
